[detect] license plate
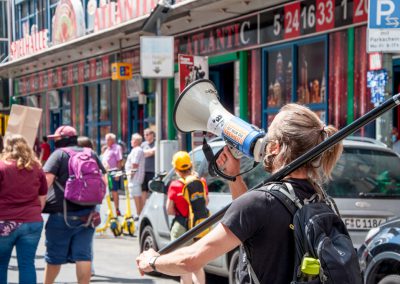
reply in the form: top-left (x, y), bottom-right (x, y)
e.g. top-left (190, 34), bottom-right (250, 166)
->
top-left (342, 217), bottom-right (387, 230)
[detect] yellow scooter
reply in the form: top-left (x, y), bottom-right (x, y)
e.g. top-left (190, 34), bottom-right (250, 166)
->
top-left (117, 170), bottom-right (136, 236)
top-left (96, 174), bottom-right (123, 237)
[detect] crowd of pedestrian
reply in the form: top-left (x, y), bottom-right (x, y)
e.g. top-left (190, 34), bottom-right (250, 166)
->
top-left (0, 125), bottom-right (156, 284)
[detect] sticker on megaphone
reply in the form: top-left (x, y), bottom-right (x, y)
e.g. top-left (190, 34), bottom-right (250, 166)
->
top-left (207, 111), bottom-right (267, 162)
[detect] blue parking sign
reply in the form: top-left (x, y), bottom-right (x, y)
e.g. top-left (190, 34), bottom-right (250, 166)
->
top-left (369, 0), bottom-right (400, 28)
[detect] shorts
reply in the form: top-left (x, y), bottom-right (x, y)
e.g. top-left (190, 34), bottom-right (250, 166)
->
top-left (142, 172), bottom-right (154, 192)
top-left (170, 218), bottom-right (192, 244)
top-left (109, 175), bottom-right (121, 191)
top-left (129, 182), bottom-right (142, 197)
top-left (45, 209), bottom-right (95, 265)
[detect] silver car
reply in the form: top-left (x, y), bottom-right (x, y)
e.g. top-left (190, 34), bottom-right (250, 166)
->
top-left (138, 138), bottom-right (400, 283)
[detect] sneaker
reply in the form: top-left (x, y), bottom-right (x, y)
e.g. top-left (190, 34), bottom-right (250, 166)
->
top-left (116, 209), bottom-right (121, 216)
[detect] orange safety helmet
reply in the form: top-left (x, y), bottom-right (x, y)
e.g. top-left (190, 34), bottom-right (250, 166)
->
top-left (172, 151), bottom-right (192, 171)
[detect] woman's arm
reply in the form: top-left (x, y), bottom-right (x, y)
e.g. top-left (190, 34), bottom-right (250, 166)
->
top-left (166, 198), bottom-right (176, 216)
top-left (136, 223), bottom-right (241, 276)
top-left (39, 195), bottom-right (46, 209)
top-left (45, 173), bottom-right (55, 188)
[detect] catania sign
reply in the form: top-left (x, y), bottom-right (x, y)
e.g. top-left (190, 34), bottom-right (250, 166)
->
top-left (10, 29), bottom-right (49, 60)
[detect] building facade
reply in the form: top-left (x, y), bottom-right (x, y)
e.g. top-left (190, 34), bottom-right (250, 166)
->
top-left (0, 0), bottom-right (397, 152)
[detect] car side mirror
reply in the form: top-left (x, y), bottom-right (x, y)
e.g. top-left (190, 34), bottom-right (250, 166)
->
top-left (149, 180), bottom-right (167, 194)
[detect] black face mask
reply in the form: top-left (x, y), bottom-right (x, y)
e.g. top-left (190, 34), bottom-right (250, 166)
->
top-left (54, 137), bottom-right (77, 148)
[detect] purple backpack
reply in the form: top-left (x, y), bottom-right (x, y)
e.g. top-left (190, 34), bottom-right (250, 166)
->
top-left (62, 147), bottom-right (106, 205)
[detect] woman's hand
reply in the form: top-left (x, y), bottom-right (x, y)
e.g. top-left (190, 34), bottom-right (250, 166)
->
top-left (136, 248), bottom-right (160, 276)
top-left (216, 146), bottom-right (241, 176)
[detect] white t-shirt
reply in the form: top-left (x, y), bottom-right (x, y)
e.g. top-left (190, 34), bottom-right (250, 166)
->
top-left (125, 146), bottom-right (145, 185)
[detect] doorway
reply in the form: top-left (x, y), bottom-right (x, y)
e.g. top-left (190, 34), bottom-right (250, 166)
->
top-left (128, 99), bottom-right (144, 151)
top-left (209, 62), bottom-right (235, 114)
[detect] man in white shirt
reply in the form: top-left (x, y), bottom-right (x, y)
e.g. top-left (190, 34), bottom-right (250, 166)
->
top-left (125, 133), bottom-right (145, 219)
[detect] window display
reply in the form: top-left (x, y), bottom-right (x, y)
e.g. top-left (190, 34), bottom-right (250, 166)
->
top-left (296, 41), bottom-right (326, 104)
top-left (267, 48), bottom-right (292, 108)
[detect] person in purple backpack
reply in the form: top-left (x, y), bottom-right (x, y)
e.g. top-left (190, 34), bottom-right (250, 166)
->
top-left (43, 126), bottom-right (106, 284)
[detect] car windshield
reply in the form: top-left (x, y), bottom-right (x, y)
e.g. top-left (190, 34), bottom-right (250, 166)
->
top-left (326, 148), bottom-right (400, 198)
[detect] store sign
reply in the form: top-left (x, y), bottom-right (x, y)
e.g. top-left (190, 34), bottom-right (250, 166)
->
top-left (140, 36), bottom-right (174, 78)
top-left (10, 29), bottom-right (49, 60)
top-left (94, 0), bottom-right (157, 32)
top-left (111, 62), bottom-right (133, 80)
top-left (52, 0), bottom-right (86, 44)
top-left (367, 0), bottom-right (400, 52)
top-left (175, 16), bottom-right (258, 56)
top-left (175, 0), bottom-right (368, 58)
top-left (260, 0), bottom-right (368, 43)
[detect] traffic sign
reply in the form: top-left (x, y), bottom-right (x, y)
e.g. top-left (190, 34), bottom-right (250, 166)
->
top-left (368, 0), bottom-right (400, 52)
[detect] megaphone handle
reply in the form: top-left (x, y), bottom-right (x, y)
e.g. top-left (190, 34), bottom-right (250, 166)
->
top-left (228, 146), bottom-right (243, 160)
top-left (212, 148), bottom-right (237, 182)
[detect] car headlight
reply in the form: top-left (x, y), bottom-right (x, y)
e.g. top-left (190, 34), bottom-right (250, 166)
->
top-left (365, 227), bottom-right (380, 243)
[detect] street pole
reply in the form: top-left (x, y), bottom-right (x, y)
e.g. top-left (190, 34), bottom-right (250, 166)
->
top-left (154, 18), bottom-right (162, 174)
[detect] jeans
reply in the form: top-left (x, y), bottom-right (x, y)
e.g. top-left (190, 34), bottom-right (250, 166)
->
top-left (0, 221), bottom-right (43, 284)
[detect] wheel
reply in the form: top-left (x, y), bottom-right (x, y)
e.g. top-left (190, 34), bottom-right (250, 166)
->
top-left (228, 250), bottom-right (240, 284)
top-left (378, 275), bottom-right (400, 284)
top-left (140, 225), bottom-right (158, 252)
top-left (126, 220), bottom-right (135, 236)
top-left (140, 226), bottom-right (159, 276)
top-left (110, 219), bottom-right (122, 237)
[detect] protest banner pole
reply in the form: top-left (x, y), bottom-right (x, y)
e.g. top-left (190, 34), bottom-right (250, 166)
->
top-left (159, 94), bottom-right (400, 254)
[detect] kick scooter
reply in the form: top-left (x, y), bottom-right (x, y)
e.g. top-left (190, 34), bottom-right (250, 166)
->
top-left (113, 170), bottom-right (136, 236)
top-left (96, 173), bottom-right (123, 237)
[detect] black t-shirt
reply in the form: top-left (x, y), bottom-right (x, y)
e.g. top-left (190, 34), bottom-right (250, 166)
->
top-left (43, 146), bottom-right (106, 213)
top-left (221, 178), bottom-right (316, 284)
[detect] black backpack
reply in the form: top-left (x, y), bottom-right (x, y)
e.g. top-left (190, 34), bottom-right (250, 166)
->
top-left (247, 182), bottom-right (362, 284)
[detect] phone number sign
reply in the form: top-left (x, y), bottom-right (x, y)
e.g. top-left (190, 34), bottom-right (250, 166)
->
top-left (367, 0), bottom-right (400, 52)
top-left (260, 0), bottom-right (368, 43)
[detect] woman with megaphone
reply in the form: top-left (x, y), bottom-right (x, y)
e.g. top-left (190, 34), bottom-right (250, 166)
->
top-left (136, 103), bottom-right (344, 284)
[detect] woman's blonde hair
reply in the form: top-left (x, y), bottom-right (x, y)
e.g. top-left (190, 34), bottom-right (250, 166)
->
top-left (1, 135), bottom-right (41, 170)
top-left (264, 104), bottom-right (343, 187)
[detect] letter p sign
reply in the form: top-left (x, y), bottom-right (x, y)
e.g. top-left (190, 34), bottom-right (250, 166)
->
top-left (377, 0), bottom-right (395, 25)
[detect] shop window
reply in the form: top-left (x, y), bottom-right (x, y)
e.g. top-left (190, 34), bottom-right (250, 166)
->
top-left (296, 41), bottom-right (326, 105)
top-left (47, 0), bottom-right (59, 40)
top-left (262, 36), bottom-right (328, 129)
top-left (15, 0), bottom-right (38, 40)
top-left (0, 1), bottom-right (7, 39)
top-left (266, 47), bottom-right (293, 109)
top-left (85, 82), bottom-right (111, 153)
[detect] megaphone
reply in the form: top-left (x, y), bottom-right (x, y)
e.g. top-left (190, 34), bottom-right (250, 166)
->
top-left (174, 79), bottom-right (268, 163)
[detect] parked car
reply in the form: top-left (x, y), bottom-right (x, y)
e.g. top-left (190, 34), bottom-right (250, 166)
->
top-left (358, 217), bottom-right (400, 284)
top-left (138, 137), bottom-right (400, 283)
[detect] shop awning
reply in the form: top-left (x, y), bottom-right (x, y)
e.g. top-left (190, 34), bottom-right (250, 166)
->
top-left (0, 0), bottom-right (287, 79)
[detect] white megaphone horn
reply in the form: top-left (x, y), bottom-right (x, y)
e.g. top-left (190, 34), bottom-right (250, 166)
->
top-left (174, 79), bottom-right (268, 163)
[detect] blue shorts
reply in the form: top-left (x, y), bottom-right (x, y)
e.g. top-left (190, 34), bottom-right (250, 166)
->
top-left (110, 175), bottom-right (121, 191)
top-left (45, 209), bottom-right (94, 265)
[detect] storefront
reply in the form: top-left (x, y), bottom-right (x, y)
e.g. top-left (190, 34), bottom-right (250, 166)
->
top-left (165, 0), bottom-right (391, 149)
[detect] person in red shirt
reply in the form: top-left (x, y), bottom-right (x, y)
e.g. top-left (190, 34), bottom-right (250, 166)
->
top-left (0, 134), bottom-right (48, 284)
top-left (166, 151), bottom-right (208, 284)
top-left (40, 136), bottom-right (51, 165)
